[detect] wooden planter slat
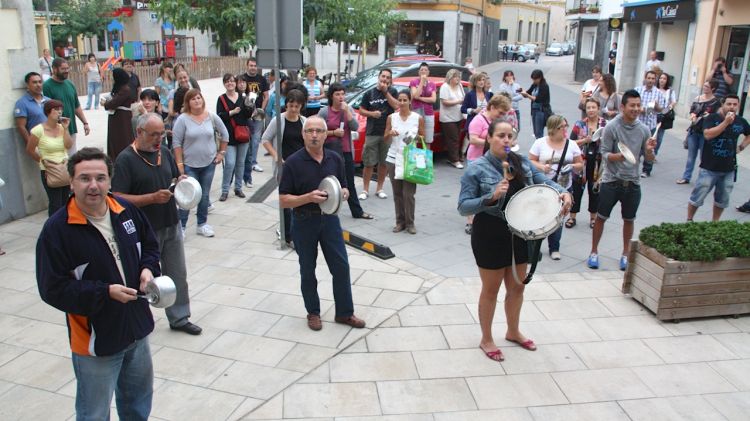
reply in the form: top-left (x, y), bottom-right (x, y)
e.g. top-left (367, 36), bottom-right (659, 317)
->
top-left (662, 280), bottom-right (750, 297)
top-left (623, 240), bottom-right (750, 321)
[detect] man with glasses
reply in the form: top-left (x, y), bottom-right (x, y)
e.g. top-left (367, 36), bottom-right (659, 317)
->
top-left (111, 113), bottom-right (202, 335)
top-left (279, 116), bottom-right (367, 331)
top-left (36, 147), bottom-right (159, 420)
top-left (43, 57), bottom-right (90, 155)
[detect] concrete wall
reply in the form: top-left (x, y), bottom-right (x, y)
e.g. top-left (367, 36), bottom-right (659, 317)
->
top-left (547, 3), bottom-right (567, 45)
top-left (573, 20), bottom-right (609, 82)
top-left (500, 5), bottom-right (550, 44)
top-left (654, 20), bottom-right (689, 99)
top-left (1, 1), bottom-right (48, 223)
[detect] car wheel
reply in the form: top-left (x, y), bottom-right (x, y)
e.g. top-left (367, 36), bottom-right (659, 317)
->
top-left (519, 56), bottom-right (526, 62)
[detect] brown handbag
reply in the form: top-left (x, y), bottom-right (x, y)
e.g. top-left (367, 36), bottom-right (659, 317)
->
top-left (43, 159), bottom-right (70, 188)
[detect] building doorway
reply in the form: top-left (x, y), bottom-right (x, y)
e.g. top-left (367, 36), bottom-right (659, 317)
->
top-left (725, 26), bottom-right (750, 116)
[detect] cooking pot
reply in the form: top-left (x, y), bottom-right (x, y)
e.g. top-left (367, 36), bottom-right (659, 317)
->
top-left (138, 276), bottom-right (177, 308)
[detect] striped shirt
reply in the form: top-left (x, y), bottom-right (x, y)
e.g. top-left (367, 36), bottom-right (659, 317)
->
top-left (636, 85), bottom-right (665, 130)
top-left (303, 79), bottom-right (323, 110)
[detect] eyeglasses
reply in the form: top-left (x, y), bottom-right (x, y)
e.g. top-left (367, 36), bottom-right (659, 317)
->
top-left (303, 128), bottom-right (326, 134)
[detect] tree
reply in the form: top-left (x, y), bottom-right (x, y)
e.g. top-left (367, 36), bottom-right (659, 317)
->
top-left (151, 0), bottom-right (255, 52)
top-left (56, 0), bottom-right (119, 54)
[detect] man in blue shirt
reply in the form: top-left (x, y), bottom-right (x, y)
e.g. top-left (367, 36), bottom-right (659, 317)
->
top-left (278, 116), bottom-right (366, 331)
top-left (14, 72), bottom-right (48, 145)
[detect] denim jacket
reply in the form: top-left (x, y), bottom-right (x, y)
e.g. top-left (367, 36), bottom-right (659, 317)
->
top-left (457, 151), bottom-right (566, 217)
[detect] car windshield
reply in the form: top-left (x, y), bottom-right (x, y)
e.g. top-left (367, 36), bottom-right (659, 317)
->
top-left (550, 43), bottom-right (562, 48)
top-left (345, 63), bottom-right (412, 93)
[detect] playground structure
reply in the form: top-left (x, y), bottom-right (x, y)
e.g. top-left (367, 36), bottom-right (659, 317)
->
top-left (102, 18), bottom-right (197, 69)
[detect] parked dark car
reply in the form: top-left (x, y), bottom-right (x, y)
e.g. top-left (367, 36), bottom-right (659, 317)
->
top-left (561, 42), bottom-right (573, 55)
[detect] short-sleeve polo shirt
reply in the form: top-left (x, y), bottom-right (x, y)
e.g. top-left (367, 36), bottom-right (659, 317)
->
top-left (279, 147), bottom-right (347, 211)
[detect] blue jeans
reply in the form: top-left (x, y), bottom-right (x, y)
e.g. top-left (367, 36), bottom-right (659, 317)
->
top-left (71, 337), bottom-right (153, 421)
top-left (547, 225), bottom-right (562, 253)
top-left (86, 81), bottom-right (101, 109)
top-left (642, 127), bottom-right (661, 175)
top-left (689, 169), bottom-right (734, 209)
top-left (179, 163), bottom-right (216, 227)
top-left (291, 211), bottom-right (354, 317)
top-left (222, 142), bottom-right (250, 193)
top-left (514, 109), bottom-right (521, 132)
top-left (681, 131), bottom-right (704, 182)
top-left (531, 109), bottom-right (546, 139)
top-left (244, 121), bottom-right (263, 183)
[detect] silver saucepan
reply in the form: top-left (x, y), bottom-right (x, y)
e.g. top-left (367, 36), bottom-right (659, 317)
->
top-left (137, 276), bottom-right (177, 308)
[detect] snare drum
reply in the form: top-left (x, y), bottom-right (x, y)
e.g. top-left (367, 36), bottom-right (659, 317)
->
top-left (504, 184), bottom-right (563, 240)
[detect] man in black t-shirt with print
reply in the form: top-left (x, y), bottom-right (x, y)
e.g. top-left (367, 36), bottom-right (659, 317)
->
top-left (112, 113), bottom-right (201, 335)
top-left (357, 68), bottom-right (399, 200)
top-left (687, 95), bottom-right (750, 221)
top-left (241, 57), bottom-right (270, 184)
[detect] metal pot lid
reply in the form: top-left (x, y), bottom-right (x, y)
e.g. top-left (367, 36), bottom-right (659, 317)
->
top-left (617, 142), bottom-right (637, 165)
top-left (174, 177), bottom-right (202, 210)
top-left (318, 175), bottom-right (342, 215)
top-left (591, 127), bottom-right (604, 142)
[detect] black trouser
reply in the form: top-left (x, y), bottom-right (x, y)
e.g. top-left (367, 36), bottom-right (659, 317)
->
top-left (570, 155), bottom-right (600, 215)
top-left (41, 171), bottom-right (70, 217)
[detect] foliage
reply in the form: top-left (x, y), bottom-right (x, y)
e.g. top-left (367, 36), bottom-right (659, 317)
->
top-left (55, 0), bottom-right (118, 42)
top-left (639, 221), bottom-right (750, 262)
top-left (151, 0), bottom-right (256, 51)
top-left (315, 0), bottom-right (404, 46)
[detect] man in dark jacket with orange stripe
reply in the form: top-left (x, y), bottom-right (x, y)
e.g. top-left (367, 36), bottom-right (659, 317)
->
top-left (36, 147), bottom-right (159, 421)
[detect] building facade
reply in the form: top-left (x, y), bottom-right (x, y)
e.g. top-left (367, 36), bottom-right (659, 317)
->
top-left (499, 0), bottom-right (551, 46)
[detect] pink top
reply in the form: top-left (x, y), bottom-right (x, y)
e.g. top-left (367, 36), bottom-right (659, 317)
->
top-left (466, 111), bottom-right (519, 161)
top-left (324, 107), bottom-right (352, 153)
top-left (409, 78), bottom-right (436, 116)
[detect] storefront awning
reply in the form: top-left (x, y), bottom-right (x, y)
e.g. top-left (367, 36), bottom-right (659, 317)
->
top-left (624, 0), bottom-right (695, 23)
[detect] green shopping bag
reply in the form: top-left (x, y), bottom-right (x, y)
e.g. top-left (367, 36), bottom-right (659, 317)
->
top-left (403, 136), bottom-right (433, 185)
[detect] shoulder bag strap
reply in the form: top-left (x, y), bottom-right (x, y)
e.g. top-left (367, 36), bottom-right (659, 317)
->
top-left (219, 95), bottom-right (238, 130)
top-left (552, 140), bottom-right (570, 182)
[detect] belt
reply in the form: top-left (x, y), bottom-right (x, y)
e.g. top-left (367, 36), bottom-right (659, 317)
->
top-left (293, 207), bottom-right (322, 217)
top-left (606, 180), bottom-right (637, 188)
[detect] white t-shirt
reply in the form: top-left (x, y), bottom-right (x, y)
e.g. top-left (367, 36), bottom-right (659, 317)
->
top-left (529, 137), bottom-right (582, 189)
top-left (582, 78), bottom-right (600, 94)
top-left (87, 211), bottom-right (126, 284)
top-left (439, 83), bottom-right (465, 122)
top-left (386, 111), bottom-right (421, 164)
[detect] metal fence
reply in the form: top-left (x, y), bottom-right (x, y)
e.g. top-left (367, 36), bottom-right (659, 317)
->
top-left (66, 57), bottom-right (247, 93)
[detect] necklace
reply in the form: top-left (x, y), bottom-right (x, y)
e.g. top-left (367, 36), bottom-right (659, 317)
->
top-left (130, 142), bottom-right (161, 167)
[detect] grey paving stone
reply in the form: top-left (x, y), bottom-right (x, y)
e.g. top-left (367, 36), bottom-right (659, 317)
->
top-left (466, 373), bottom-right (568, 409)
top-left (152, 347), bottom-right (233, 388)
top-left (709, 359), bottom-right (750, 391)
top-left (366, 327), bottom-right (448, 352)
top-left (399, 304), bottom-right (475, 327)
top-left (712, 333), bottom-right (750, 358)
top-left (0, 350), bottom-right (72, 392)
top-left (210, 361), bottom-right (303, 399)
top-left (356, 270), bottom-right (425, 293)
top-left (151, 380), bottom-right (244, 421)
top-left (283, 382), bottom-right (381, 418)
top-left (378, 378), bottom-right (477, 414)
top-left (535, 298), bottom-right (613, 320)
top-left (276, 343), bottom-right (338, 373)
top-left (643, 335), bottom-right (738, 363)
top-left (552, 368), bottom-right (655, 403)
top-left (202, 331), bottom-right (295, 367)
top-left (500, 343), bottom-right (586, 374)
top-left (432, 408), bottom-right (533, 421)
top-left (570, 339), bottom-right (665, 369)
top-left (330, 352), bottom-right (418, 382)
top-left (618, 396), bottom-right (729, 421)
top-left (265, 315), bottom-right (351, 348)
top-left (0, 384), bottom-right (74, 420)
top-left (703, 391), bottom-right (750, 421)
top-left (584, 315), bottom-right (672, 340)
top-left (632, 362), bottom-right (738, 397)
top-left (412, 349), bottom-right (506, 378)
top-left (528, 402), bottom-right (631, 421)
top-left (197, 305), bottom-right (281, 336)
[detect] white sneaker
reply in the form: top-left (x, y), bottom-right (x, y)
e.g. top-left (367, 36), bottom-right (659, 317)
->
top-left (196, 224), bottom-right (215, 237)
top-left (358, 191), bottom-right (368, 200)
top-left (550, 251), bottom-right (561, 260)
top-left (455, 162), bottom-right (465, 169)
top-left (376, 190), bottom-right (388, 199)
top-left (252, 164), bottom-right (264, 172)
top-left (244, 180), bottom-right (253, 188)
top-left (207, 204), bottom-right (215, 213)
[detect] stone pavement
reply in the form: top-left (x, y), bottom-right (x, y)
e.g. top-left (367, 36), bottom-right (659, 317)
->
top-left (0, 56), bottom-right (748, 420)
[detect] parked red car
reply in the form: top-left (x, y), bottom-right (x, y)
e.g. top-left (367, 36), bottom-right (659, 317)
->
top-left (350, 77), bottom-right (469, 164)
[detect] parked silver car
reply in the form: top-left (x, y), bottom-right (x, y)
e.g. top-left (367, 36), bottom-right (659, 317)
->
top-left (546, 42), bottom-right (564, 56)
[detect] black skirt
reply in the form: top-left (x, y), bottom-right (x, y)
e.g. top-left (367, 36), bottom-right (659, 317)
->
top-left (471, 211), bottom-right (529, 270)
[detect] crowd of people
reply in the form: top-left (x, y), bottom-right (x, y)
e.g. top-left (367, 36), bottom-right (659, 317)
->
top-left (7, 49), bottom-right (750, 417)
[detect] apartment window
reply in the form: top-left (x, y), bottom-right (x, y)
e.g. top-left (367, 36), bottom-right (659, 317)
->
top-left (499, 29), bottom-right (508, 41)
top-left (517, 20), bottom-right (523, 42)
top-left (542, 23), bottom-right (546, 41)
top-left (580, 26), bottom-right (596, 60)
top-left (527, 22), bottom-right (532, 42)
top-left (535, 23), bottom-right (540, 41)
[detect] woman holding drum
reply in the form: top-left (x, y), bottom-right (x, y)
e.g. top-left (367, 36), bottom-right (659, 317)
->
top-left (458, 119), bottom-right (572, 361)
top-left (568, 99), bottom-right (606, 229)
top-left (528, 115), bottom-right (583, 260)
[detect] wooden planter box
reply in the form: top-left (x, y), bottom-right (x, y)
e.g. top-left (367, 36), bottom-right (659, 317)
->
top-left (622, 240), bottom-right (750, 321)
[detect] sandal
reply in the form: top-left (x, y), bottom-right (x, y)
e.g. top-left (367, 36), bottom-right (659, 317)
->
top-left (480, 346), bottom-right (504, 362)
top-left (505, 337), bottom-right (537, 351)
top-left (376, 190), bottom-right (388, 199)
top-left (356, 212), bottom-right (374, 220)
top-left (589, 219), bottom-right (596, 229)
top-left (565, 218), bottom-right (576, 228)
top-left (358, 191), bottom-right (369, 200)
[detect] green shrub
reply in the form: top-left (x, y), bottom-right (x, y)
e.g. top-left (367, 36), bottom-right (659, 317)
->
top-left (639, 221), bottom-right (750, 262)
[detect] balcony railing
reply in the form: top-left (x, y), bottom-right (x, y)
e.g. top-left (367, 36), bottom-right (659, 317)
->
top-left (566, 1), bottom-right (600, 15)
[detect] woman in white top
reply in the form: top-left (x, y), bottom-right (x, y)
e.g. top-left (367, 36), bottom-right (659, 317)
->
top-left (84, 54), bottom-right (103, 110)
top-left (173, 89), bottom-right (229, 237)
top-left (439, 69), bottom-right (465, 169)
top-left (528, 115), bottom-right (583, 260)
top-left (384, 90), bottom-right (424, 235)
top-left (497, 70), bottom-right (524, 130)
top-left (578, 65), bottom-right (602, 118)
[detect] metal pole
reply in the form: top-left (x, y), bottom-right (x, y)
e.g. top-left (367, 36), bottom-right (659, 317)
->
top-left (272, 0), bottom-right (286, 249)
top-left (455, 0), bottom-right (462, 63)
top-left (44, 0), bottom-right (54, 57)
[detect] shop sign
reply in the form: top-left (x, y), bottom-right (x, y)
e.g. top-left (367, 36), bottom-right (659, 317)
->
top-left (624, 0), bottom-right (695, 23)
top-left (608, 17), bottom-right (623, 31)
